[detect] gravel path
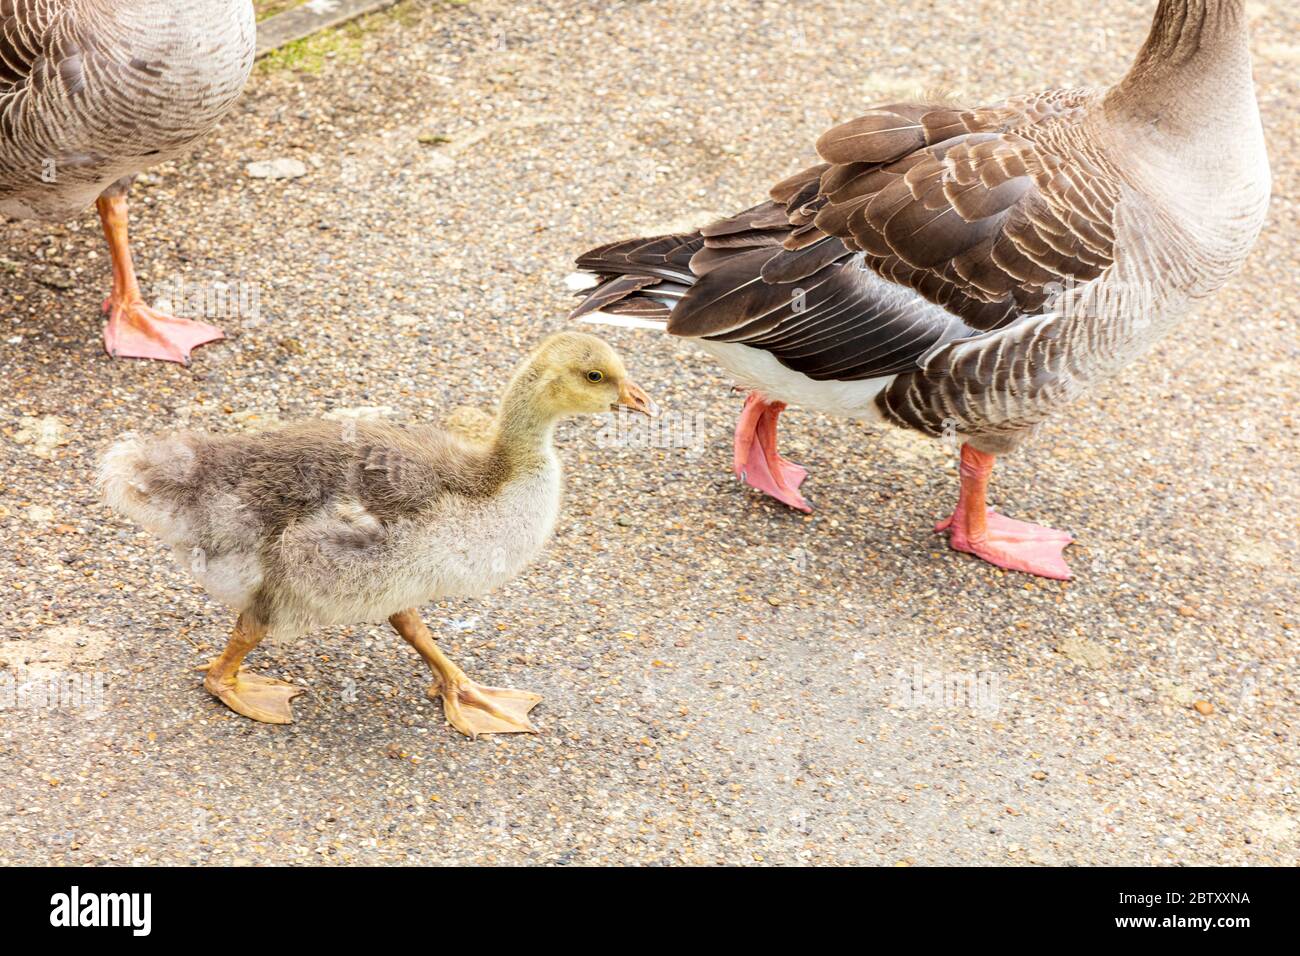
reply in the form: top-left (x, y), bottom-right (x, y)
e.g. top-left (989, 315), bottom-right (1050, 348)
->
top-left (0, 0), bottom-right (1295, 865)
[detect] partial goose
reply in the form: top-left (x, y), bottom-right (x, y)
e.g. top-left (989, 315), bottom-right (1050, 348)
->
top-left (571, 0), bottom-right (1270, 580)
top-left (1, 0), bottom-right (256, 363)
top-left (100, 332), bottom-right (655, 736)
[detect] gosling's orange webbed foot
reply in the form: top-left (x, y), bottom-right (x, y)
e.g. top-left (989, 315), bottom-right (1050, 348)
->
top-left (102, 295), bottom-right (225, 365)
top-left (389, 608), bottom-right (542, 739)
top-left (201, 663), bottom-right (305, 724)
top-left (431, 679), bottom-right (541, 738)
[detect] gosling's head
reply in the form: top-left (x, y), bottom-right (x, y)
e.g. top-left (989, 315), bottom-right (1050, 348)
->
top-left (514, 331), bottom-right (656, 420)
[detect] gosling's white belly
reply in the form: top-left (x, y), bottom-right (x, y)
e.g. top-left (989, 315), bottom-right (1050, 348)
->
top-left (413, 467), bottom-right (562, 601)
top-left (695, 339), bottom-right (895, 420)
top-left (268, 462), bottom-right (562, 637)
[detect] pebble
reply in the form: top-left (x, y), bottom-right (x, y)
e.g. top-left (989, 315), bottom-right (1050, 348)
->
top-left (246, 158), bottom-right (309, 179)
top-left (11, 415), bottom-right (69, 460)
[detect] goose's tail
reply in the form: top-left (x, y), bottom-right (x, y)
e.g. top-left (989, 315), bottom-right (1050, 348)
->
top-left (567, 233), bottom-right (707, 332)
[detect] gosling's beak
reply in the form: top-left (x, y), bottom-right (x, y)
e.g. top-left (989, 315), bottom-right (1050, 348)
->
top-left (613, 379), bottom-right (658, 417)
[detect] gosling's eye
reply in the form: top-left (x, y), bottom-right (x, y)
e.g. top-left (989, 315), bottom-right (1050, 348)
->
top-left (586, 370), bottom-right (605, 383)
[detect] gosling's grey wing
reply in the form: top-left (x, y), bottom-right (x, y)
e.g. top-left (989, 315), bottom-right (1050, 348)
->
top-left (355, 442), bottom-right (450, 518)
top-left (352, 425), bottom-right (487, 520)
top-left (276, 426), bottom-right (488, 581)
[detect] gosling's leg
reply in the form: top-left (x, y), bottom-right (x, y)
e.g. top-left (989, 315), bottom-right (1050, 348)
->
top-left (97, 185), bottom-right (224, 364)
top-left (389, 609), bottom-right (541, 739)
top-left (199, 613), bottom-right (305, 724)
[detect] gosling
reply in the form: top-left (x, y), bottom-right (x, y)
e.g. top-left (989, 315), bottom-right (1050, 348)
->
top-left (100, 332), bottom-right (655, 737)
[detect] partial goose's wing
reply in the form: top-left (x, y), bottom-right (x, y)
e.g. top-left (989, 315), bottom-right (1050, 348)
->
top-left (650, 91), bottom-right (1120, 381)
top-left (0, 3), bottom-right (112, 197)
top-left (804, 91), bottom-right (1120, 330)
top-left (0, 2), bottom-right (49, 93)
top-left (0, 3), bottom-right (94, 100)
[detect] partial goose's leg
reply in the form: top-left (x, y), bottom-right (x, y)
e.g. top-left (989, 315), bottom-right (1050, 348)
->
top-left (936, 444), bottom-right (1074, 580)
top-left (733, 392), bottom-right (811, 513)
top-left (389, 609), bottom-right (541, 739)
top-left (96, 181), bottom-right (224, 365)
top-left (200, 614), bottom-right (306, 724)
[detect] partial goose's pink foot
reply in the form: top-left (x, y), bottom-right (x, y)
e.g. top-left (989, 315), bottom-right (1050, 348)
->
top-left (96, 193), bottom-right (224, 365)
top-left (936, 444), bottom-right (1073, 580)
top-left (102, 295), bottom-right (224, 364)
top-left (936, 506), bottom-right (1074, 580)
top-left (733, 391), bottom-right (811, 512)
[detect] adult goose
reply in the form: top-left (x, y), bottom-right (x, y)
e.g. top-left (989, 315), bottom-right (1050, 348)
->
top-left (570, 0), bottom-right (1270, 580)
top-left (0, 0), bottom-right (256, 363)
top-left (101, 332), bottom-right (655, 735)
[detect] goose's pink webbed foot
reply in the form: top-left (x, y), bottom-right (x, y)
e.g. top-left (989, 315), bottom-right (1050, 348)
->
top-left (936, 444), bottom-right (1074, 580)
top-left (733, 392), bottom-right (811, 513)
top-left (96, 193), bottom-right (224, 365)
top-left (102, 296), bottom-right (225, 364)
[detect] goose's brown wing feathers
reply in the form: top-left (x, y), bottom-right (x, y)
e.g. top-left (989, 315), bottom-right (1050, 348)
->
top-left (573, 91), bottom-right (1122, 383)
top-left (813, 93), bottom-right (1121, 329)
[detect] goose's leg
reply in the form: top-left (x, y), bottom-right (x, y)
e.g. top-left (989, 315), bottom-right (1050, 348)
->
top-left (200, 614), bottom-right (305, 724)
top-left (389, 609), bottom-right (541, 739)
top-left (733, 392), bottom-right (811, 512)
top-left (96, 183), bottom-right (224, 365)
top-left (936, 444), bottom-right (1074, 580)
